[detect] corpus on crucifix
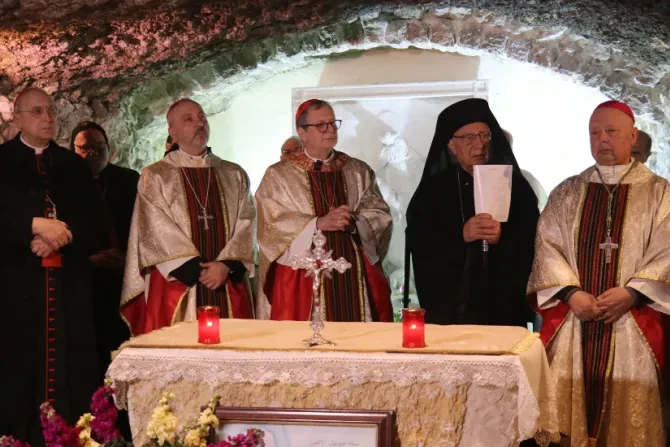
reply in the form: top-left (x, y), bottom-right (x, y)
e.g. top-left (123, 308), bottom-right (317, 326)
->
top-left (288, 230), bottom-right (351, 347)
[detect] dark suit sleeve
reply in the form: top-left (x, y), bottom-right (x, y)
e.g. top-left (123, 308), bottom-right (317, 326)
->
top-left (62, 158), bottom-right (106, 255)
top-left (170, 257), bottom-right (204, 286)
top-left (221, 260), bottom-right (246, 283)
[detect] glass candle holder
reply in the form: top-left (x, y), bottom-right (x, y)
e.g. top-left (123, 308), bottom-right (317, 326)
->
top-left (402, 308), bottom-right (426, 348)
top-left (197, 306), bottom-right (220, 344)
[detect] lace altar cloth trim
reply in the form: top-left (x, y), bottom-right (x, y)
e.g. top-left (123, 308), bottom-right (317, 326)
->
top-left (108, 348), bottom-right (553, 442)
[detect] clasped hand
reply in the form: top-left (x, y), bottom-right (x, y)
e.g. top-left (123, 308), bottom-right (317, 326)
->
top-left (31, 217), bottom-right (72, 253)
top-left (567, 287), bottom-right (635, 324)
top-left (463, 213), bottom-right (501, 243)
top-left (316, 205), bottom-right (355, 232)
top-left (199, 261), bottom-right (230, 290)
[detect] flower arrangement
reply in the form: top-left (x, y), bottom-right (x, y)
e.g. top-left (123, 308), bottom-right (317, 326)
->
top-left (0, 436), bottom-right (30, 447)
top-left (2, 381), bottom-right (264, 447)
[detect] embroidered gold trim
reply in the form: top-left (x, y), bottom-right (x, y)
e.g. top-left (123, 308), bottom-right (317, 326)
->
top-left (509, 332), bottom-right (539, 354)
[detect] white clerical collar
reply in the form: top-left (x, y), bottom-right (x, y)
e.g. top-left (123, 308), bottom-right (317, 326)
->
top-left (303, 147), bottom-right (335, 163)
top-left (20, 134), bottom-right (49, 155)
top-left (593, 158), bottom-right (635, 184)
top-left (178, 148), bottom-right (208, 160)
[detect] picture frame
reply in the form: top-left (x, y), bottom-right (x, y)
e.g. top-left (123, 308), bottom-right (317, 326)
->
top-left (212, 407), bottom-right (397, 447)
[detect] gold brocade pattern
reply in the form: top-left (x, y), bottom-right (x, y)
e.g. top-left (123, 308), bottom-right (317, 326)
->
top-left (255, 153), bottom-right (392, 319)
top-left (529, 163), bottom-right (670, 446)
top-left (121, 152), bottom-right (256, 324)
top-left (547, 314), bottom-right (664, 447)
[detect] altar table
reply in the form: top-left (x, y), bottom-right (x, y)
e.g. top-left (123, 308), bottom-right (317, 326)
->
top-left (107, 319), bottom-right (558, 446)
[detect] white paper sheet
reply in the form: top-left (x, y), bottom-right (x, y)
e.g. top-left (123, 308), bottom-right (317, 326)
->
top-left (473, 165), bottom-right (512, 222)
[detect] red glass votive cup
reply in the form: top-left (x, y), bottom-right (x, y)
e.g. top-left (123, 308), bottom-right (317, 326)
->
top-left (197, 306), bottom-right (220, 344)
top-left (402, 308), bottom-right (426, 348)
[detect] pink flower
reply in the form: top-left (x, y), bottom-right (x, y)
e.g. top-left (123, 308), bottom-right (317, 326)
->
top-left (207, 428), bottom-right (265, 447)
top-left (40, 402), bottom-right (83, 447)
top-left (89, 383), bottom-right (120, 443)
top-left (0, 435), bottom-right (31, 447)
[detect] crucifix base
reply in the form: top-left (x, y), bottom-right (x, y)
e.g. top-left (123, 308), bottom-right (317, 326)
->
top-left (302, 332), bottom-right (336, 348)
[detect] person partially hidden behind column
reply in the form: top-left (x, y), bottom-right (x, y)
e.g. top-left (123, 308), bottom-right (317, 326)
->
top-left (405, 98), bottom-right (539, 327)
top-left (70, 121), bottom-right (138, 379)
top-left (528, 100), bottom-right (670, 446)
top-left (0, 87), bottom-right (104, 446)
top-left (121, 98), bottom-right (256, 336)
top-left (256, 99), bottom-right (394, 322)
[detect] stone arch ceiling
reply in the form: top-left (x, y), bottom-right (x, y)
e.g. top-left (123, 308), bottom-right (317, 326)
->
top-left (1, 1), bottom-right (669, 173)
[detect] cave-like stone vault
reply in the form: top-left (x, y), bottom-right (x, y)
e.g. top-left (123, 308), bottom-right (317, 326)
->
top-left (1, 1), bottom-right (669, 174)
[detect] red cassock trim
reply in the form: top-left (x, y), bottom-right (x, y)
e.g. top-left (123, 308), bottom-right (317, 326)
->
top-left (225, 280), bottom-right (254, 319)
top-left (266, 257), bottom-right (393, 322)
top-left (532, 293), bottom-right (670, 405)
top-left (121, 268), bottom-right (188, 336)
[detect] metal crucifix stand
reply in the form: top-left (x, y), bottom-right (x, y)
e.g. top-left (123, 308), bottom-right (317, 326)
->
top-left (287, 230), bottom-right (351, 347)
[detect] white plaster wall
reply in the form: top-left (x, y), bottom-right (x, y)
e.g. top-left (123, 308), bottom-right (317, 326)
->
top-left (207, 48), bottom-right (611, 310)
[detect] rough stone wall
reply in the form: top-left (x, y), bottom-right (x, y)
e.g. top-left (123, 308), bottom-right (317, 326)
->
top-left (0, 1), bottom-right (668, 174)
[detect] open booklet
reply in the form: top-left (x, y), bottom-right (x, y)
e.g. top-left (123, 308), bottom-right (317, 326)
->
top-left (473, 165), bottom-right (512, 222)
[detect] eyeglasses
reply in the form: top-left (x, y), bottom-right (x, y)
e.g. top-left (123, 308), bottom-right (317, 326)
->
top-left (74, 142), bottom-right (108, 155)
top-left (15, 105), bottom-right (57, 118)
top-left (452, 131), bottom-right (491, 144)
top-left (301, 120), bottom-right (342, 133)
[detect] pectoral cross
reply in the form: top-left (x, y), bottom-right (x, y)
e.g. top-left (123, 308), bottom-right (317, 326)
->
top-left (599, 235), bottom-right (619, 264)
top-left (197, 207), bottom-right (213, 231)
top-left (287, 230), bottom-right (352, 347)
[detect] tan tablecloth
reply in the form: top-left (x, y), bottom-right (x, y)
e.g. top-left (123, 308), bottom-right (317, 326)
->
top-left (108, 320), bottom-right (558, 446)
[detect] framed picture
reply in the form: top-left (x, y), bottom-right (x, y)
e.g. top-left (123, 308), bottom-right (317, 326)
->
top-left (212, 407), bottom-right (397, 447)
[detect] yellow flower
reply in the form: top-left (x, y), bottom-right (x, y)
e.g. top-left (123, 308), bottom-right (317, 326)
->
top-left (184, 429), bottom-right (207, 447)
top-left (147, 392), bottom-right (180, 445)
top-left (76, 413), bottom-right (95, 428)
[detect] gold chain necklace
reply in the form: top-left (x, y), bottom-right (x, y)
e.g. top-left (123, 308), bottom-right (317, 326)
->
top-left (594, 160), bottom-right (637, 264)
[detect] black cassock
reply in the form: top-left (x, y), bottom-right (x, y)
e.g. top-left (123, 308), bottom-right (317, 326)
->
top-left (405, 99), bottom-right (539, 327)
top-left (92, 163), bottom-right (138, 379)
top-left (0, 134), bottom-right (104, 445)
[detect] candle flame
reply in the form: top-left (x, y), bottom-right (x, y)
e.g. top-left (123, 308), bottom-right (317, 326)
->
top-left (411, 323), bottom-right (416, 329)
top-left (207, 321), bottom-right (213, 327)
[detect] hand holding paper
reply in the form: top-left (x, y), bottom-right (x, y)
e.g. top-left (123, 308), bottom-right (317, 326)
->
top-left (473, 165), bottom-right (513, 222)
top-left (463, 214), bottom-right (501, 243)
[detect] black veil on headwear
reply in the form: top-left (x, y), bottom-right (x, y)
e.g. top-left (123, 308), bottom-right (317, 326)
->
top-left (403, 98), bottom-right (533, 308)
top-left (419, 98), bottom-right (523, 182)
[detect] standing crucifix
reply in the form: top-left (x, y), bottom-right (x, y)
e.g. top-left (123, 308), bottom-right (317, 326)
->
top-left (197, 207), bottom-right (213, 231)
top-left (287, 230), bottom-right (351, 347)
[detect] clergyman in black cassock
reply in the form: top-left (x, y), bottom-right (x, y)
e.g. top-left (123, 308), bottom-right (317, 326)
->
top-left (404, 98), bottom-right (539, 327)
top-left (71, 121), bottom-right (138, 381)
top-left (0, 88), bottom-right (104, 446)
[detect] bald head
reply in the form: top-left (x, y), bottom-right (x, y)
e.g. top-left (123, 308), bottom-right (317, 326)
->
top-left (14, 87), bottom-right (51, 112)
top-left (13, 87), bottom-right (56, 147)
top-left (166, 98), bottom-right (200, 126)
top-left (281, 136), bottom-right (302, 160)
top-left (167, 98), bottom-right (209, 156)
top-left (631, 130), bottom-right (652, 163)
top-left (589, 106), bottom-right (637, 166)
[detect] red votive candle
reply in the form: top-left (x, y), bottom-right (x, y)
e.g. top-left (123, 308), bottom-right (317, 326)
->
top-left (402, 308), bottom-right (426, 348)
top-left (197, 306), bottom-right (220, 344)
